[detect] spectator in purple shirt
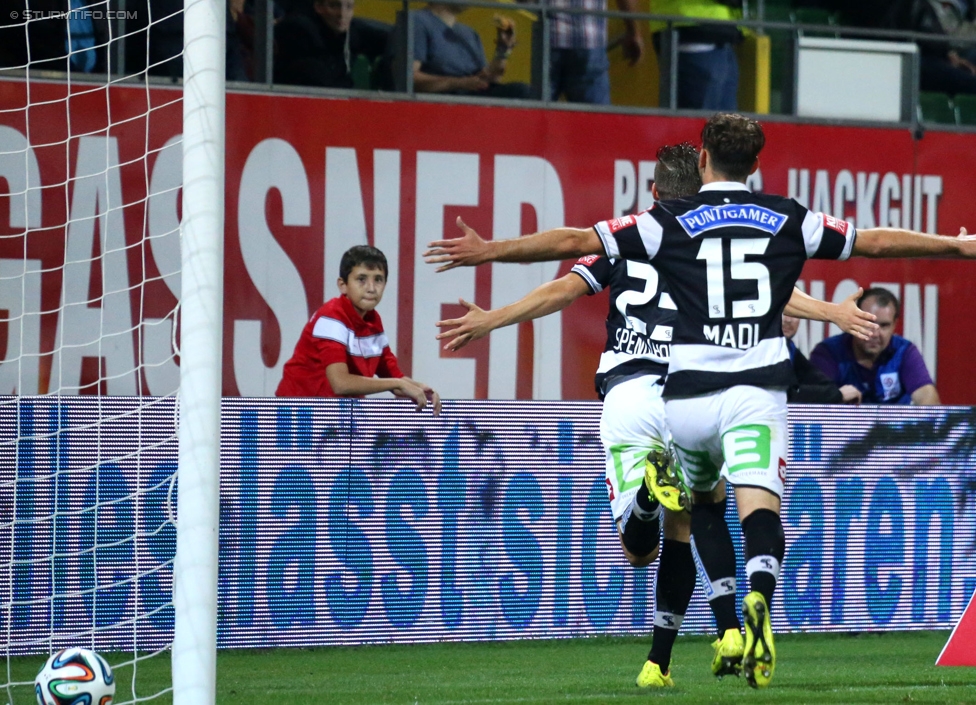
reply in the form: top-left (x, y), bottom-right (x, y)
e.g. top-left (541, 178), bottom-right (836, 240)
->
top-left (810, 287), bottom-right (940, 405)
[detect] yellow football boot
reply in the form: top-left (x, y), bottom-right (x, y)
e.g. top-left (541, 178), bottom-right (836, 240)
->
top-left (636, 660), bottom-right (675, 688)
top-left (644, 449), bottom-right (690, 513)
top-left (742, 591), bottom-right (776, 689)
top-left (711, 628), bottom-right (744, 678)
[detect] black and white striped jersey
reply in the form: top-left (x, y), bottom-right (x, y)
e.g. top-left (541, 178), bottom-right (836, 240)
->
top-left (594, 182), bottom-right (857, 398)
top-left (570, 253), bottom-right (675, 398)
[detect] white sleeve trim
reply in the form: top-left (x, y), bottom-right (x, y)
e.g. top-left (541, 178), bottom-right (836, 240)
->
top-left (802, 211), bottom-right (857, 260)
top-left (838, 225), bottom-right (857, 261)
top-left (635, 211), bottom-right (664, 260)
top-left (570, 264), bottom-right (602, 293)
top-left (801, 211), bottom-right (824, 259)
top-left (593, 221), bottom-right (620, 259)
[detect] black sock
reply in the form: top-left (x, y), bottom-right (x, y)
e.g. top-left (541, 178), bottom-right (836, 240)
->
top-left (742, 508), bottom-right (785, 608)
top-left (634, 480), bottom-right (659, 515)
top-left (648, 539), bottom-right (696, 673)
top-left (621, 499), bottom-right (661, 558)
top-left (691, 499), bottom-right (740, 635)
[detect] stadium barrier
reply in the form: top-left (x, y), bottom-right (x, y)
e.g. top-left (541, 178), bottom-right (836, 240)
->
top-left (2, 398), bottom-right (973, 652)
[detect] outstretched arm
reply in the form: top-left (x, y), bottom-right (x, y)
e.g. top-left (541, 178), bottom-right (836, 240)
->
top-left (436, 273), bottom-right (591, 351)
top-left (785, 286), bottom-right (878, 340)
top-left (424, 217), bottom-right (605, 272)
top-left (853, 227), bottom-right (976, 258)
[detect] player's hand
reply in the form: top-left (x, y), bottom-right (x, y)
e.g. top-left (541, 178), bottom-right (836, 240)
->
top-left (957, 226), bottom-right (976, 241)
top-left (424, 217), bottom-right (492, 272)
top-left (436, 298), bottom-right (495, 351)
top-left (832, 287), bottom-right (878, 341)
top-left (953, 226), bottom-right (976, 257)
top-left (840, 384), bottom-right (862, 405)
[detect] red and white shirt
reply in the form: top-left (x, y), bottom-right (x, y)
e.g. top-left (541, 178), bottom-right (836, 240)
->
top-left (275, 295), bottom-right (403, 397)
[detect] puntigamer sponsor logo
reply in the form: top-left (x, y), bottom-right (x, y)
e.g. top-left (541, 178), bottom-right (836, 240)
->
top-left (677, 204), bottom-right (788, 237)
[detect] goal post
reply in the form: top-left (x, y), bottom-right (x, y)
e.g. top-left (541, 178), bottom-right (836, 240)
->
top-left (173, 0), bottom-right (226, 701)
top-left (0, 0), bottom-right (224, 700)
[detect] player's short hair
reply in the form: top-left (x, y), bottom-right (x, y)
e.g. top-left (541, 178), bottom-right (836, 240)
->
top-left (858, 286), bottom-right (900, 319)
top-left (701, 113), bottom-right (765, 182)
top-left (654, 143), bottom-right (702, 200)
top-left (339, 245), bottom-right (388, 281)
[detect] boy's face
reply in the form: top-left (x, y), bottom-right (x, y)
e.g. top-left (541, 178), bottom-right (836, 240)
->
top-left (338, 264), bottom-right (386, 317)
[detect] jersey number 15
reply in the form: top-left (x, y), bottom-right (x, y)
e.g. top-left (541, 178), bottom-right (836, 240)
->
top-left (697, 237), bottom-right (771, 319)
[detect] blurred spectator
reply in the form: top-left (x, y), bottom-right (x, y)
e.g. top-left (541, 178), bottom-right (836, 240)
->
top-left (841, 0), bottom-right (976, 95)
top-left (230, 0), bottom-right (287, 81)
top-left (649, 0), bottom-right (741, 110)
top-left (0, 0), bottom-right (109, 74)
top-left (275, 0), bottom-right (389, 88)
top-left (391, 3), bottom-right (530, 98)
top-left (545, 0), bottom-right (644, 104)
top-left (0, 0), bottom-right (255, 81)
top-left (146, 0), bottom-right (262, 81)
top-left (782, 314), bottom-right (859, 404)
top-left (147, 0), bottom-right (183, 78)
top-left (810, 287), bottom-right (940, 405)
top-left (227, 0), bottom-right (249, 81)
top-left (952, 1), bottom-right (976, 65)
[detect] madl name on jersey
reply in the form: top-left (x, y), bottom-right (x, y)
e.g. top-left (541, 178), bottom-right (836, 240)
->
top-left (704, 323), bottom-right (761, 350)
top-left (677, 203), bottom-right (788, 238)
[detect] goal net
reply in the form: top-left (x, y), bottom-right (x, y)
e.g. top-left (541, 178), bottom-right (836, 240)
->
top-left (0, 0), bottom-right (223, 702)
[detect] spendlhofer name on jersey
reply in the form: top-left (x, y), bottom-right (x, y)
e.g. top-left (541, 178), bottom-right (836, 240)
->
top-left (613, 327), bottom-right (671, 358)
top-left (704, 323), bottom-right (761, 350)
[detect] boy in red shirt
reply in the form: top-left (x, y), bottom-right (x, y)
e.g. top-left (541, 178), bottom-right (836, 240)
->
top-left (276, 245), bottom-right (441, 414)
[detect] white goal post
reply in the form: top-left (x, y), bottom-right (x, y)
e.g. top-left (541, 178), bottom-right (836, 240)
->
top-left (0, 0), bottom-right (224, 701)
top-left (173, 0), bottom-right (225, 702)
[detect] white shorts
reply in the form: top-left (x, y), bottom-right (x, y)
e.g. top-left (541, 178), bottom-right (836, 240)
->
top-left (601, 375), bottom-right (669, 522)
top-left (665, 385), bottom-right (788, 498)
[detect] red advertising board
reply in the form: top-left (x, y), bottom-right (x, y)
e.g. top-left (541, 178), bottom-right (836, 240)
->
top-left (0, 78), bottom-right (974, 401)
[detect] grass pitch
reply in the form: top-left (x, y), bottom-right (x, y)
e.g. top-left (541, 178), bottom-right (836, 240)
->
top-left (8, 630), bottom-right (976, 704)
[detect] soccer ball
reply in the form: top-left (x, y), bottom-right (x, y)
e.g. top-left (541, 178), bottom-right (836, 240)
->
top-left (35, 648), bottom-right (115, 705)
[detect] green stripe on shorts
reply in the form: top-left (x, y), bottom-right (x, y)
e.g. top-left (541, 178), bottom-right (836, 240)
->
top-left (610, 443), bottom-right (664, 494)
top-left (672, 442), bottom-right (721, 487)
top-left (722, 424), bottom-right (772, 473)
